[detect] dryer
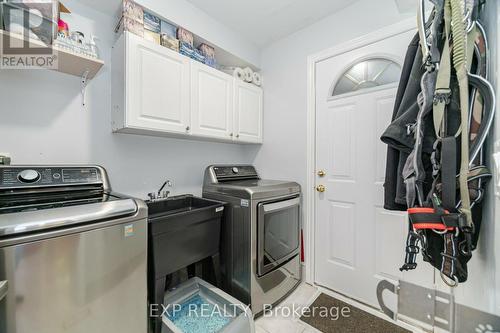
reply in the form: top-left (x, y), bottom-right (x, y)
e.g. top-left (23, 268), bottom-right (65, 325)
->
top-left (203, 165), bottom-right (301, 316)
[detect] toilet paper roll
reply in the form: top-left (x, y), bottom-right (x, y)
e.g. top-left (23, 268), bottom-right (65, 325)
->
top-left (221, 67), bottom-right (246, 81)
top-left (243, 67), bottom-right (254, 83)
top-left (252, 72), bottom-right (262, 86)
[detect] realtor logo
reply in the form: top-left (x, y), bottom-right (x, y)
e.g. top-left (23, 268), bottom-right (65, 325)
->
top-left (1, 1), bottom-right (57, 69)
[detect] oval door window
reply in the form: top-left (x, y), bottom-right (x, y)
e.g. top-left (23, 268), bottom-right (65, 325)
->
top-left (331, 57), bottom-right (401, 97)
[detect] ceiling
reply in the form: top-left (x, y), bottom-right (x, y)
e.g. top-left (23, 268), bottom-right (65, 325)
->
top-left (183, 0), bottom-right (355, 47)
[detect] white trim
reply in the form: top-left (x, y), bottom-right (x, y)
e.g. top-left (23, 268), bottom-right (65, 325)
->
top-left (305, 17), bottom-right (417, 285)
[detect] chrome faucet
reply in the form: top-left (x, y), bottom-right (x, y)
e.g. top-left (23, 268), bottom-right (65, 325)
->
top-left (157, 179), bottom-right (173, 198)
top-left (148, 179), bottom-right (173, 201)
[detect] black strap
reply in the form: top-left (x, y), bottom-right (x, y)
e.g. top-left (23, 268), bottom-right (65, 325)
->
top-left (400, 230), bottom-right (421, 271)
top-left (441, 137), bottom-right (457, 210)
top-left (409, 212), bottom-right (443, 224)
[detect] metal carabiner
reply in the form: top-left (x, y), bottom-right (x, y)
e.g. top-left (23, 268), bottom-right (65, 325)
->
top-left (440, 271), bottom-right (459, 287)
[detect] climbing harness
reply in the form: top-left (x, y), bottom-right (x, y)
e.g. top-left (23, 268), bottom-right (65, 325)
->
top-left (381, 0), bottom-right (495, 286)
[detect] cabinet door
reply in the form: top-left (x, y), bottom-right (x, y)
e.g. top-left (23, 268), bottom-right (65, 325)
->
top-left (233, 80), bottom-right (263, 143)
top-left (190, 61), bottom-right (234, 140)
top-left (126, 33), bottom-right (190, 134)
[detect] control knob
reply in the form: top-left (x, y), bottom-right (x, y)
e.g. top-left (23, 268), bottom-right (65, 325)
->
top-left (232, 167), bottom-right (239, 174)
top-left (18, 169), bottom-right (41, 183)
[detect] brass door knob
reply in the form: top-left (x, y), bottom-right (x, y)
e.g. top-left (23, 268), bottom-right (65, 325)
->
top-left (316, 185), bottom-right (326, 193)
top-left (317, 170), bottom-right (326, 177)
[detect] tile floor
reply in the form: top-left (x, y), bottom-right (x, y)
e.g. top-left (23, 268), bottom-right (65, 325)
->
top-left (255, 283), bottom-right (422, 333)
top-left (255, 283), bottom-right (323, 333)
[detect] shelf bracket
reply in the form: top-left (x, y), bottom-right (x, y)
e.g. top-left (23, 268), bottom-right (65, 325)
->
top-left (81, 70), bottom-right (90, 107)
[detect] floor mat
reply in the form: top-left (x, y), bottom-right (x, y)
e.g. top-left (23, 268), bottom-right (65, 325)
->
top-left (300, 293), bottom-right (410, 333)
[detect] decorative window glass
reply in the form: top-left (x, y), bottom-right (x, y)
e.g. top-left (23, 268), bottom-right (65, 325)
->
top-left (332, 58), bottom-right (401, 97)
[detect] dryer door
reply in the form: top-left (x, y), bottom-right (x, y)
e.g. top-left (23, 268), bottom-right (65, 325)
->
top-left (257, 196), bottom-right (300, 276)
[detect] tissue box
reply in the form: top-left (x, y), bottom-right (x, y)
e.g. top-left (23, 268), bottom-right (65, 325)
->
top-left (179, 42), bottom-right (194, 58)
top-left (115, 15), bottom-right (144, 37)
top-left (198, 43), bottom-right (216, 67)
top-left (161, 34), bottom-right (179, 52)
top-left (192, 48), bottom-right (205, 63)
top-left (114, 0), bottom-right (143, 37)
top-left (116, 0), bottom-right (143, 23)
top-left (177, 27), bottom-right (193, 48)
top-left (160, 20), bottom-right (176, 38)
top-left (143, 11), bottom-right (160, 33)
top-left (144, 29), bottom-right (160, 44)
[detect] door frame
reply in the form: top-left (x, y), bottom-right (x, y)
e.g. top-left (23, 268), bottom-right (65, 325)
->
top-left (305, 18), bottom-right (417, 285)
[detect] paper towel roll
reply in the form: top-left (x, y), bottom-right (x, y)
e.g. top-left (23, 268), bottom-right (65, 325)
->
top-left (252, 72), bottom-right (262, 86)
top-left (243, 67), bottom-right (254, 83)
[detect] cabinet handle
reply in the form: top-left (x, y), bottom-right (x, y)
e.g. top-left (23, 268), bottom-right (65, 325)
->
top-left (229, 133), bottom-right (233, 137)
top-left (186, 126), bottom-right (190, 131)
top-left (236, 134), bottom-right (240, 138)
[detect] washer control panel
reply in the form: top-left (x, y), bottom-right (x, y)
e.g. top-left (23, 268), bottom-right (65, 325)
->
top-left (0, 167), bottom-right (102, 188)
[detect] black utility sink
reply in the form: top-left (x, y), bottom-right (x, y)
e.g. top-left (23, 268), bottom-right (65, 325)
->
top-left (147, 194), bottom-right (220, 217)
top-left (146, 194), bottom-right (225, 320)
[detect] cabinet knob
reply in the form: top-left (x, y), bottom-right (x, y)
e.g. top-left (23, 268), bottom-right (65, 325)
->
top-left (236, 134), bottom-right (240, 138)
top-left (317, 170), bottom-right (326, 177)
top-left (186, 126), bottom-right (190, 131)
top-left (230, 133), bottom-right (233, 137)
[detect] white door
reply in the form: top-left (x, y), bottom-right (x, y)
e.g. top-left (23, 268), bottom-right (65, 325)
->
top-left (234, 80), bottom-right (263, 143)
top-left (127, 33), bottom-right (190, 134)
top-left (314, 29), bottom-right (434, 308)
top-left (190, 61), bottom-right (234, 140)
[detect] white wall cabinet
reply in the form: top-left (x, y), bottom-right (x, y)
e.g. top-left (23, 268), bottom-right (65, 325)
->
top-left (112, 32), bottom-right (263, 144)
top-left (190, 61), bottom-right (234, 140)
top-left (233, 80), bottom-right (263, 143)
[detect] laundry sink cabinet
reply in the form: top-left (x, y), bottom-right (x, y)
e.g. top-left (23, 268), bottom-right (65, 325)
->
top-left (146, 195), bottom-right (225, 329)
top-left (112, 32), bottom-right (263, 144)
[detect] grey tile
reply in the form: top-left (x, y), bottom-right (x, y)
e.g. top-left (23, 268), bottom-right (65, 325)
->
top-left (256, 315), bottom-right (306, 333)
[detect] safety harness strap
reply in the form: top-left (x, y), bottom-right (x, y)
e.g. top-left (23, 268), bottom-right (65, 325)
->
top-left (450, 0), bottom-right (473, 228)
top-left (400, 231), bottom-right (420, 272)
top-left (433, 0), bottom-right (452, 138)
top-left (441, 232), bottom-right (468, 285)
top-left (441, 137), bottom-right (457, 210)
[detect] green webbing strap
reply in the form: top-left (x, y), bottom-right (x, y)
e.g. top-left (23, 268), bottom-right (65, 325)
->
top-left (450, 0), bottom-right (472, 227)
top-left (433, 0), bottom-right (452, 138)
top-left (434, 4), bottom-right (479, 139)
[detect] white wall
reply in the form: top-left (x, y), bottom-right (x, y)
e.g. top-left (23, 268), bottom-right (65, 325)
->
top-left (0, 0), bottom-right (260, 199)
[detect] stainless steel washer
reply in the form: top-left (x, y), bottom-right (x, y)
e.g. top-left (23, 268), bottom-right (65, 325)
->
top-left (0, 165), bottom-right (148, 333)
top-left (203, 165), bottom-right (301, 316)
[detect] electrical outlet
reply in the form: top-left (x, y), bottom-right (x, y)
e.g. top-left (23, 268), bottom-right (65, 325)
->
top-left (0, 153), bottom-right (11, 165)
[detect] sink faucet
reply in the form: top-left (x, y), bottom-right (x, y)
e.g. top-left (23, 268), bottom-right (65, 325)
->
top-left (148, 179), bottom-right (173, 201)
